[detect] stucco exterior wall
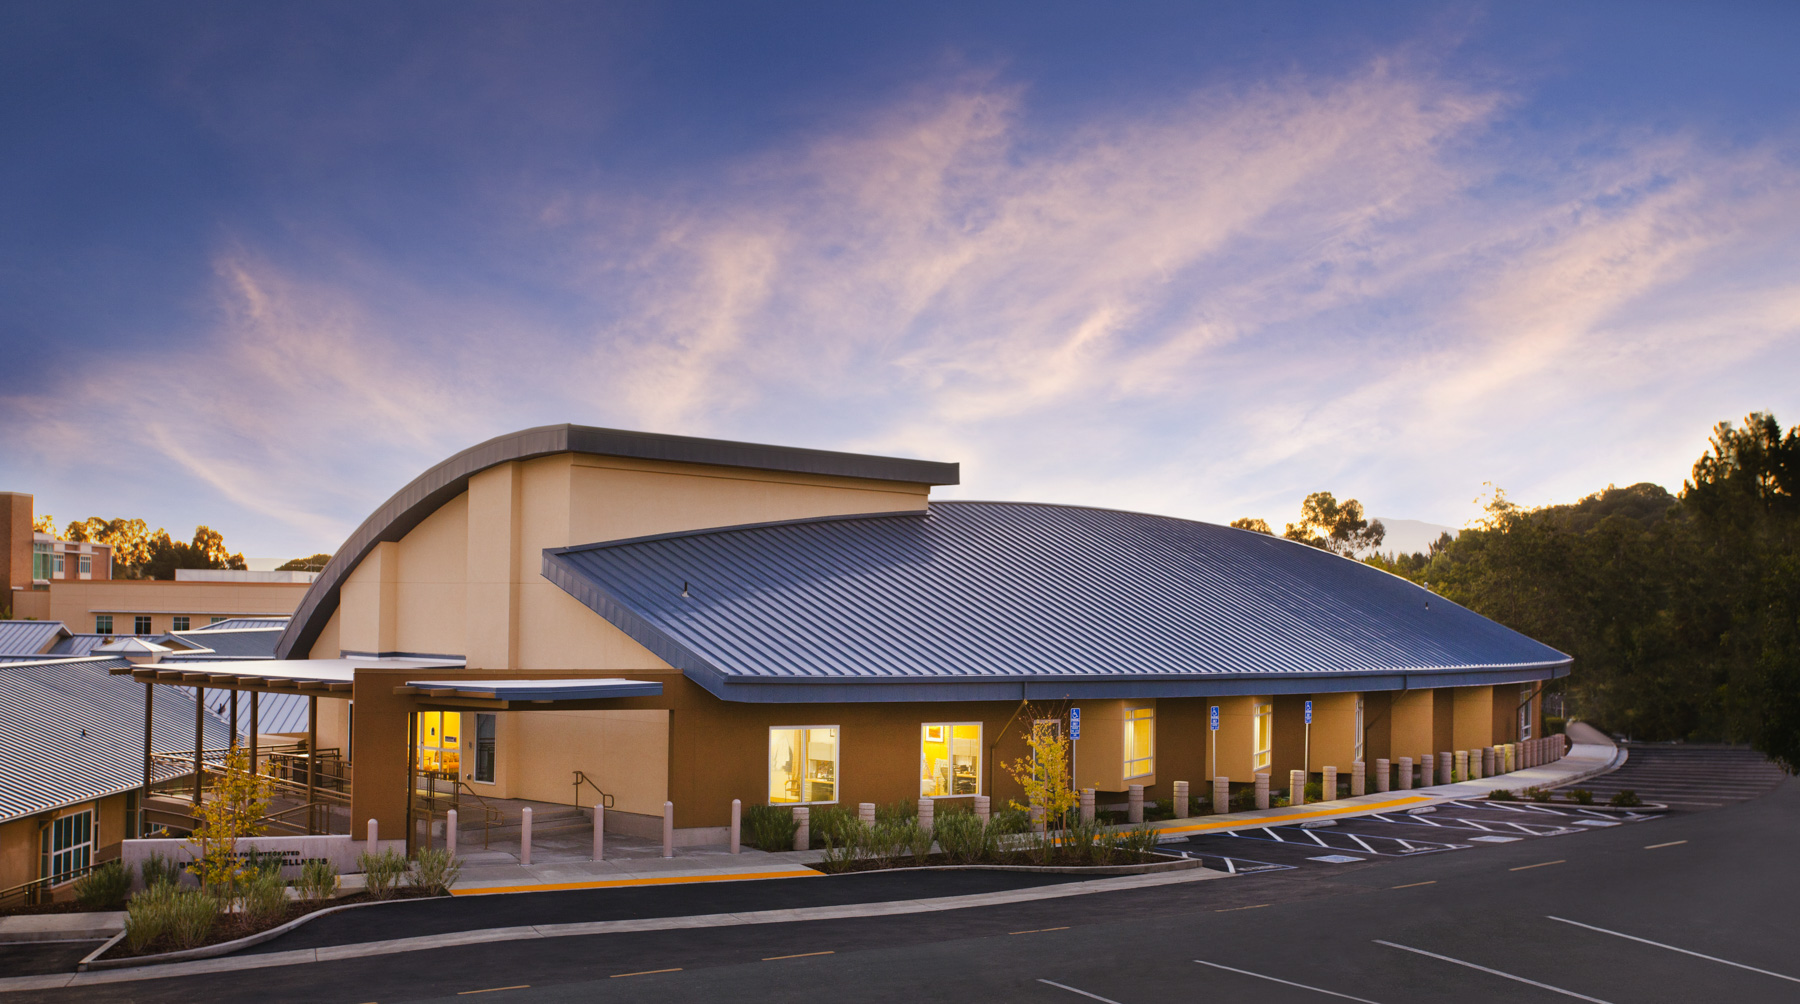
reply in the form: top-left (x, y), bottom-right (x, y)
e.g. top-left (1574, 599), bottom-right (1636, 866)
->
top-left (1453, 686), bottom-right (1495, 750)
top-left (1390, 688), bottom-right (1436, 764)
top-left (1307, 691), bottom-right (1361, 772)
top-left (45, 580), bottom-right (307, 635)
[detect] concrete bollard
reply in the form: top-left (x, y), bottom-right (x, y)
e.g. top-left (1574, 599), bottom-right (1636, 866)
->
top-left (1323, 766), bottom-right (1338, 801)
top-left (1484, 747), bottom-right (1496, 777)
top-left (917, 798), bottom-right (935, 834)
top-left (1254, 773), bottom-right (1270, 810)
top-left (1504, 744), bottom-right (1515, 773)
top-left (367, 817), bottom-right (379, 846)
top-left (1455, 751), bottom-right (1469, 783)
top-left (521, 807), bottom-right (533, 866)
top-left (975, 795), bottom-right (990, 823)
top-left (727, 800), bottom-right (737, 856)
top-left (1289, 770), bottom-right (1306, 806)
top-left (1080, 788), bottom-right (1096, 822)
top-left (1376, 758), bottom-right (1391, 793)
top-left (447, 809), bottom-right (458, 857)
top-left (792, 806), bottom-right (809, 851)
top-left (1212, 777), bottom-right (1228, 816)
top-left (1351, 761), bottom-right (1365, 797)
top-left (1440, 752), bottom-right (1453, 785)
top-left (1128, 784), bottom-right (1145, 823)
top-left (1422, 754), bottom-right (1435, 788)
top-left (1398, 757), bottom-right (1413, 790)
top-left (859, 802), bottom-right (876, 826)
top-left (662, 801), bottom-right (674, 858)
top-left (1174, 781), bottom-right (1190, 818)
top-left (595, 802), bottom-right (607, 860)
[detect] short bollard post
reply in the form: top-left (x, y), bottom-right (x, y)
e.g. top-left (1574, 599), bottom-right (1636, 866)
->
top-left (727, 800), bottom-right (738, 856)
top-left (367, 817), bottom-right (379, 846)
top-left (1254, 773), bottom-right (1270, 810)
top-left (1174, 780), bottom-right (1190, 818)
top-left (446, 809), bottom-right (458, 857)
top-left (792, 806), bottom-right (809, 851)
top-left (1289, 769), bottom-right (1306, 806)
top-left (1351, 761), bottom-right (1365, 797)
top-left (859, 802), bottom-right (876, 826)
top-left (1128, 784), bottom-right (1145, 823)
top-left (1484, 747), bottom-right (1496, 776)
top-left (1323, 766), bottom-right (1337, 801)
top-left (1440, 752), bottom-right (1453, 785)
top-left (521, 807), bottom-right (533, 866)
top-left (1504, 744), bottom-right (1515, 773)
top-left (595, 802), bottom-right (606, 860)
top-left (974, 795), bottom-right (991, 823)
top-left (1376, 758), bottom-right (1391, 793)
top-left (1212, 777), bottom-right (1228, 816)
top-left (1080, 788), bottom-right (1096, 822)
top-left (917, 798), bottom-right (935, 834)
top-left (1455, 751), bottom-right (1469, 783)
top-left (662, 801), bottom-right (675, 858)
top-left (1421, 754), bottom-right (1435, 788)
top-left (1398, 757), bottom-right (1413, 790)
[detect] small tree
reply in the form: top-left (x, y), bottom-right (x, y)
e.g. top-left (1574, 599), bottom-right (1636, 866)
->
top-left (187, 746), bottom-right (272, 893)
top-left (1004, 711), bottom-right (1079, 828)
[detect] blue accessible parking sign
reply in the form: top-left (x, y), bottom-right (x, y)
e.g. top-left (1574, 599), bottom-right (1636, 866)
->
top-left (1306, 699), bottom-right (1313, 724)
top-left (1210, 706), bottom-right (1220, 730)
top-left (1069, 707), bottom-right (1081, 740)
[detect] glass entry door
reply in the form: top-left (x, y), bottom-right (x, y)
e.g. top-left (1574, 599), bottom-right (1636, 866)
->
top-left (474, 713), bottom-right (496, 784)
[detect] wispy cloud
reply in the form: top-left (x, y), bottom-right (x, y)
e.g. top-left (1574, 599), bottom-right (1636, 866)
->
top-left (7, 54), bottom-right (1799, 554)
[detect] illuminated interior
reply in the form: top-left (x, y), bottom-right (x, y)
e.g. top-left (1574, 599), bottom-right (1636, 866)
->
top-left (416, 711), bottom-right (461, 775)
top-left (1252, 701), bottom-right (1273, 770)
top-left (1124, 706), bottom-right (1154, 778)
top-left (920, 723), bottom-right (981, 797)
top-left (769, 725), bottom-right (838, 804)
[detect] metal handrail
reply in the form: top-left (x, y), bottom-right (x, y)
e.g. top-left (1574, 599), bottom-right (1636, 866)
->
top-left (411, 776), bottom-right (503, 849)
top-left (0, 859), bottom-right (104, 908)
top-left (256, 800), bottom-right (343, 835)
top-left (572, 771), bottom-right (616, 810)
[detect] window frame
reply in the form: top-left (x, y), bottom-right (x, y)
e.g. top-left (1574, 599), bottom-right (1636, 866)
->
top-left (95, 615), bottom-right (113, 635)
top-left (1252, 701), bottom-right (1274, 771)
top-left (473, 712), bottom-right (497, 784)
top-left (1519, 685), bottom-right (1534, 741)
top-left (768, 724), bottom-right (840, 806)
top-left (54, 554), bottom-right (65, 577)
top-left (133, 615), bottom-right (153, 635)
top-left (919, 721), bottom-right (983, 798)
top-left (415, 711), bottom-right (462, 776)
top-left (78, 554), bottom-right (92, 577)
top-left (171, 616), bottom-right (190, 632)
top-left (1353, 695), bottom-right (1366, 763)
top-left (1123, 706), bottom-right (1155, 779)
top-left (40, 807), bottom-right (94, 886)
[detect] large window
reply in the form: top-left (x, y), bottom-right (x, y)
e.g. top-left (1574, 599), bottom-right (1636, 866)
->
top-left (31, 541), bottom-right (51, 581)
top-left (920, 723), bottom-right (981, 797)
top-left (41, 809), bottom-right (93, 885)
top-left (1252, 701), bottom-right (1273, 770)
top-left (54, 555), bottom-right (64, 577)
top-left (1518, 685), bottom-right (1534, 741)
top-left (172, 616), bottom-right (189, 632)
top-left (416, 712), bottom-right (460, 775)
top-left (134, 615), bottom-right (153, 635)
top-left (1124, 707), bottom-right (1155, 779)
top-left (474, 713), bottom-right (496, 784)
top-left (95, 615), bottom-right (112, 635)
top-left (1353, 696), bottom-right (1366, 763)
top-left (78, 554), bottom-right (91, 576)
top-left (770, 726), bottom-right (838, 804)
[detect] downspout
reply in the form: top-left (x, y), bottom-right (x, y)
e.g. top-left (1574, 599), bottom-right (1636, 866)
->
top-left (986, 687), bottom-right (1029, 799)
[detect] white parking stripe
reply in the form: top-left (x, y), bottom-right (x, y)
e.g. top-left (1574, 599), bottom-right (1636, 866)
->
top-left (1375, 941), bottom-right (1616, 1003)
top-left (1193, 960), bottom-right (1385, 1002)
top-left (1036, 978), bottom-right (1124, 1003)
top-left (1547, 917), bottom-right (1800, 984)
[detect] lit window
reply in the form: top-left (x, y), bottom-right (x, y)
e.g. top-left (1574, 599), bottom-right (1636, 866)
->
top-left (416, 712), bottom-right (461, 775)
top-left (1124, 707), bottom-right (1155, 779)
top-left (172, 616), bottom-right (189, 631)
top-left (1519, 685), bottom-right (1534, 741)
top-left (134, 615), bottom-right (153, 635)
top-left (770, 726), bottom-right (838, 804)
top-left (1353, 696), bottom-right (1365, 763)
top-left (95, 615), bottom-right (112, 635)
top-left (1252, 701), bottom-right (1273, 770)
top-left (920, 723), bottom-right (982, 797)
top-left (41, 810), bottom-right (93, 885)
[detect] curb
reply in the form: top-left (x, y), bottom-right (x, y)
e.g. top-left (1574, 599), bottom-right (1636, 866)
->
top-left (814, 855), bottom-right (1203, 877)
top-left (78, 894), bottom-right (450, 971)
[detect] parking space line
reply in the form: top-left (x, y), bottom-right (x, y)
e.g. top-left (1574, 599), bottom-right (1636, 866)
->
top-left (1510, 859), bottom-right (1565, 871)
top-left (1215, 903), bottom-right (1269, 912)
top-left (1194, 960), bottom-right (1385, 1002)
top-left (1036, 978), bottom-right (1124, 1002)
top-left (1391, 881), bottom-right (1436, 889)
top-left (609, 969), bottom-right (682, 978)
top-left (1376, 941), bottom-right (1615, 1002)
top-left (1011, 927), bottom-right (1071, 935)
top-left (1644, 840), bottom-right (1687, 849)
top-left (457, 987), bottom-right (529, 995)
top-left (762, 951), bottom-right (835, 960)
top-left (1548, 917), bottom-right (1800, 984)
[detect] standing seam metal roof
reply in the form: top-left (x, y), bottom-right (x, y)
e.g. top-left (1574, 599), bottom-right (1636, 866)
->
top-left (0, 620), bottom-right (70, 658)
top-left (545, 501), bottom-right (1570, 702)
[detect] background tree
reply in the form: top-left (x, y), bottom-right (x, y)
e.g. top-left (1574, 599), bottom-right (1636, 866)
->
top-left (32, 514), bottom-right (56, 534)
top-left (1282, 491), bottom-right (1386, 556)
top-left (1229, 517), bottom-right (1273, 534)
top-left (276, 553), bottom-right (333, 572)
top-left (62, 517), bottom-right (246, 579)
top-left (140, 526), bottom-right (248, 580)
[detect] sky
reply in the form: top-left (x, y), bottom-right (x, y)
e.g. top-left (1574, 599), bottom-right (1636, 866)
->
top-left (3, 1), bottom-right (1798, 560)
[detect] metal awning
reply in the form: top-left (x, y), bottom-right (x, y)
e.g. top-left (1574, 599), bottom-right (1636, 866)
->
top-left (111, 656), bottom-right (464, 695)
top-left (396, 678), bottom-right (663, 701)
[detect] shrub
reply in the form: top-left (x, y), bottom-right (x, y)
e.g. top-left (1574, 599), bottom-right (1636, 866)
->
top-left (357, 848), bottom-right (407, 900)
top-left (934, 810), bottom-right (989, 864)
top-left (1487, 788), bottom-right (1519, 801)
top-left (989, 807), bottom-right (1030, 835)
top-left (907, 819), bottom-right (934, 859)
top-left (244, 848), bottom-right (286, 880)
top-left (125, 882), bottom-right (176, 953)
top-left (1303, 781), bottom-right (1324, 802)
top-left (1570, 789), bottom-right (1595, 805)
top-left (809, 805), bottom-right (860, 850)
top-left (1610, 789), bottom-right (1643, 808)
top-left (1229, 785), bottom-right (1259, 812)
top-left (168, 888), bottom-right (219, 949)
top-left (241, 871), bottom-right (288, 928)
top-left (408, 848), bottom-right (463, 895)
top-left (1120, 825), bottom-right (1162, 859)
top-left (74, 860), bottom-right (130, 910)
top-left (1527, 787), bottom-right (1553, 803)
top-left (299, 859), bottom-right (339, 902)
top-left (139, 853), bottom-right (182, 890)
top-left (874, 800), bottom-right (917, 825)
top-left (743, 804), bottom-right (799, 852)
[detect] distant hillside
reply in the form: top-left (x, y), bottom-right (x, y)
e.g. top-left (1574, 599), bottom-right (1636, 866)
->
top-left (1369, 516), bottom-right (1459, 557)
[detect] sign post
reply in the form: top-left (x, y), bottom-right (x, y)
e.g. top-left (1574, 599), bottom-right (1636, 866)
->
top-left (1069, 707), bottom-right (1081, 793)
top-left (1304, 699), bottom-right (1313, 786)
top-left (1209, 705), bottom-right (1220, 781)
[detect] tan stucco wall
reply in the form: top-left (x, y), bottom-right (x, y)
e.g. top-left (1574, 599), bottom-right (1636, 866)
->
top-left (395, 494), bottom-right (468, 657)
top-left (1306, 692), bottom-right (1361, 772)
top-left (0, 817), bottom-right (36, 893)
top-left (1453, 686), bottom-right (1495, 750)
top-left (1390, 689), bottom-right (1436, 764)
top-left (1209, 695), bottom-right (1270, 783)
top-left (308, 608), bottom-right (342, 660)
top-left (45, 580), bottom-right (307, 635)
top-left (500, 709), bottom-right (669, 815)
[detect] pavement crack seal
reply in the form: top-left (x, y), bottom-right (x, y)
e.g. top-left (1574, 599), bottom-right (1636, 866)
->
top-left (0, 868), bottom-right (1228, 993)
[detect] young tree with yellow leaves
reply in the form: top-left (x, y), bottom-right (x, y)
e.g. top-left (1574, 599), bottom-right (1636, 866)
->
top-left (1004, 710), bottom-right (1078, 829)
top-left (187, 747), bottom-right (273, 893)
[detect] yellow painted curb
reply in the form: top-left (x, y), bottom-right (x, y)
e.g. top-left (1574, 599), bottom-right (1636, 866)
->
top-left (450, 868), bottom-right (824, 896)
top-left (1152, 794), bottom-right (1433, 836)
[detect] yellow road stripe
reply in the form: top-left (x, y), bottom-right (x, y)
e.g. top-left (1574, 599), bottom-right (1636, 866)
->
top-left (1391, 881), bottom-right (1437, 889)
top-left (1216, 903), bottom-right (1269, 912)
top-left (1009, 926), bottom-right (1071, 935)
top-left (1509, 860), bottom-right (1565, 871)
top-left (451, 869), bottom-right (822, 896)
top-left (610, 968), bottom-right (682, 978)
top-left (763, 951), bottom-right (836, 960)
top-left (1645, 840), bottom-right (1687, 850)
top-left (1153, 795), bottom-right (1433, 836)
top-left (457, 986), bottom-right (529, 995)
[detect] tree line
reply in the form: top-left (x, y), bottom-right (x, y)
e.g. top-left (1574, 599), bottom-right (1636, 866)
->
top-left (33, 515), bottom-right (248, 579)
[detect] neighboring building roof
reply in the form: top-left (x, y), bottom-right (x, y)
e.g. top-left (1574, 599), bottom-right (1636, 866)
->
top-left (48, 634), bottom-right (114, 657)
top-left (161, 627), bottom-right (284, 661)
top-left (92, 637), bottom-right (172, 655)
top-left (277, 424), bottom-right (961, 661)
top-left (545, 501), bottom-right (1572, 703)
top-left (0, 620), bottom-right (70, 658)
top-left (190, 617), bottom-right (291, 632)
top-left (201, 689), bottom-right (313, 736)
top-left (0, 656), bottom-right (235, 824)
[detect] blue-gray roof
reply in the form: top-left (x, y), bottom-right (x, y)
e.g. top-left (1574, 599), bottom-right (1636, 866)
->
top-left (0, 656), bottom-right (235, 823)
top-left (545, 502), bottom-right (1571, 703)
top-left (49, 634), bottom-right (114, 657)
top-left (0, 620), bottom-right (70, 658)
top-left (162, 627), bottom-right (283, 661)
top-left (200, 689), bottom-right (312, 736)
top-left (190, 618), bottom-right (290, 632)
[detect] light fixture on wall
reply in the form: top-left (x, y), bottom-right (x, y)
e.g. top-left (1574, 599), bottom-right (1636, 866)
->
top-left (681, 581), bottom-right (689, 598)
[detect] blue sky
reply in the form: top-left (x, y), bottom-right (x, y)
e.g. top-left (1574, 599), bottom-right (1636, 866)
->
top-left (4, 1), bottom-right (1798, 558)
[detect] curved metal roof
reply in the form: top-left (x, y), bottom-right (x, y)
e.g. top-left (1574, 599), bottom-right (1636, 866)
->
top-left (545, 501), bottom-right (1570, 703)
top-left (276, 424), bottom-right (959, 661)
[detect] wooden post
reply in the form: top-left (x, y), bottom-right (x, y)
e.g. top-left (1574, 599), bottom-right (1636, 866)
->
top-left (405, 711), bottom-right (418, 855)
top-left (229, 690), bottom-right (238, 749)
top-left (306, 695), bottom-right (318, 834)
top-left (142, 681), bottom-right (154, 836)
top-left (249, 691), bottom-right (259, 776)
top-left (193, 686), bottom-right (205, 805)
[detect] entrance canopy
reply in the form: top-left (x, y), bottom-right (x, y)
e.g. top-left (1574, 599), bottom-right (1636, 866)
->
top-left (111, 656), bottom-right (464, 695)
top-left (397, 678), bottom-right (662, 701)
